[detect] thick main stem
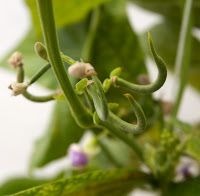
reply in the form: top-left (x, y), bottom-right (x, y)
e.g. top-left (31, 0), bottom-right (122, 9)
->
top-left (171, 0), bottom-right (193, 120)
top-left (36, 0), bottom-right (93, 128)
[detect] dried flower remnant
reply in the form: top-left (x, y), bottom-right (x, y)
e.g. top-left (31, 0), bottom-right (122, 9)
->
top-left (68, 143), bottom-right (88, 168)
top-left (137, 74), bottom-right (150, 85)
top-left (68, 62), bottom-right (97, 78)
top-left (8, 52), bottom-right (23, 68)
top-left (8, 82), bottom-right (28, 96)
top-left (160, 100), bottom-right (173, 116)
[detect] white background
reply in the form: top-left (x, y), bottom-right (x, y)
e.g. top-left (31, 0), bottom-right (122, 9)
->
top-left (0, 1), bottom-right (200, 195)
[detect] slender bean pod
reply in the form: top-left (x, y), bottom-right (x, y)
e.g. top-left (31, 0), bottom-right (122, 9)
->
top-left (112, 33), bottom-right (167, 94)
top-left (109, 94), bottom-right (146, 134)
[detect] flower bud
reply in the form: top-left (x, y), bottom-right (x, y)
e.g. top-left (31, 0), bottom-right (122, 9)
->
top-left (110, 67), bottom-right (123, 78)
top-left (8, 52), bottom-right (23, 68)
top-left (8, 81), bottom-right (28, 96)
top-left (34, 42), bottom-right (48, 61)
top-left (68, 62), bottom-right (97, 78)
top-left (103, 78), bottom-right (112, 93)
top-left (68, 143), bottom-right (88, 168)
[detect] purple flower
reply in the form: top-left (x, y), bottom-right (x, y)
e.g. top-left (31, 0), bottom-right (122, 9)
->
top-left (68, 144), bottom-right (88, 168)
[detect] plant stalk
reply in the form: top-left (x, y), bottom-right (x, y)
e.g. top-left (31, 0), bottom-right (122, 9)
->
top-left (171, 0), bottom-right (193, 121)
top-left (36, 0), bottom-right (93, 128)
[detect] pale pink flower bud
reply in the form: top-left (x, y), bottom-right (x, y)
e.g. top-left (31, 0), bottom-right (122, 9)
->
top-left (68, 62), bottom-right (97, 78)
top-left (8, 52), bottom-right (23, 68)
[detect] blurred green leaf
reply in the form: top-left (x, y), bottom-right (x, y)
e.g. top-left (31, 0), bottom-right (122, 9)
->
top-left (90, 0), bottom-right (146, 82)
top-left (0, 177), bottom-right (49, 195)
top-left (26, 0), bottom-right (111, 36)
top-left (29, 101), bottom-right (84, 169)
top-left (88, 138), bottom-right (136, 170)
top-left (165, 176), bottom-right (200, 196)
top-left (130, 0), bottom-right (200, 28)
top-left (10, 169), bottom-right (149, 196)
top-left (187, 129), bottom-right (200, 161)
top-left (53, 92), bottom-right (66, 101)
top-left (140, 19), bottom-right (200, 92)
top-left (75, 78), bottom-right (88, 95)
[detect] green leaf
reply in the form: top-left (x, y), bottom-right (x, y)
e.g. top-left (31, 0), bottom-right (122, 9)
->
top-left (53, 92), bottom-right (66, 101)
top-left (102, 78), bottom-right (112, 93)
top-left (10, 169), bottom-right (149, 196)
top-left (75, 78), bottom-right (88, 95)
top-left (108, 103), bottom-right (119, 112)
top-left (29, 101), bottom-right (84, 169)
top-left (165, 176), bottom-right (200, 196)
top-left (26, 0), bottom-right (111, 36)
top-left (0, 177), bottom-right (49, 195)
top-left (130, 0), bottom-right (200, 28)
top-left (90, 0), bottom-right (147, 82)
top-left (110, 67), bottom-right (123, 78)
top-left (187, 130), bottom-right (200, 161)
top-left (140, 20), bottom-right (200, 92)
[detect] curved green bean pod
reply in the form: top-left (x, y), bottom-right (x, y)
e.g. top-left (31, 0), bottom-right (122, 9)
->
top-left (112, 33), bottom-right (167, 94)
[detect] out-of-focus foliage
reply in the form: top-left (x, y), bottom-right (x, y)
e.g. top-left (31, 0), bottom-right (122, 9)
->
top-left (165, 176), bottom-right (200, 196)
top-left (0, 177), bottom-right (50, 195)
top-left (26, 0), bottom-right (111, 36)
top-left (10, 169), bottom-right (149, 196)
top-left (1, 0), bottom-right (200, 195)
top-left (29, 101), bottom-right (84, 169)
top-left (130, 0), bottom-right (200, 27)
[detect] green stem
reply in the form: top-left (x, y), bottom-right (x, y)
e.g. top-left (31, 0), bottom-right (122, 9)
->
top-left (171, 0), bottom-right (193, 119)
top-left (88, 75), bottom-right (109, 121)
top-left (17, 66), bottom-right (24, 83)
top-left (109, 94), bottom-right (146, 134)
top-left (100, 120), bottom-right (144, 162)
top-left (17, 64), bottom-right (57, 102)
top-left (82, 8), bottom-right (101, 62)
top-left (36, 0), bottom-right (93, 128)
top-left (23, 91), bottom-right (56, 102)
top-left (98, 139), bottom-right (122, 168)
top-left (113, 33), bottom-right (167, 94)
top-left (28, 62), bottom-right (51, 85)
top-left (61, 53), bottom-right (76, 65)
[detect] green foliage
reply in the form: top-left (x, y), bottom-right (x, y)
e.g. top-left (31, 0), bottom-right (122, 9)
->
top-left (130, 0), bottom-right (200, 27)
top-left (2, 0), bottom-right (200, 195)
top-left (165, 176), bottom-right (200, 196)
top-left (29, 101), bottom-right (84, 169)
top-left (110, 67), bottom-right (123, 78)
top-left (10, 169), bottom-right (149, 196)
top-left (187, 129), bottom-right (200, 160)
top-left (75, 78), bottom-right (88, 95)
top-left (89, 0), bottom-right (146, 82)
top-left (26, 0), bottom-right (111, 36)
top-left (0, 177), bottom-right (50, 195)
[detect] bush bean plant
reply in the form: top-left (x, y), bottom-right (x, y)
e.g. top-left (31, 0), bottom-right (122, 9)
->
top-left (0, 0), bottom-right (200, 195)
